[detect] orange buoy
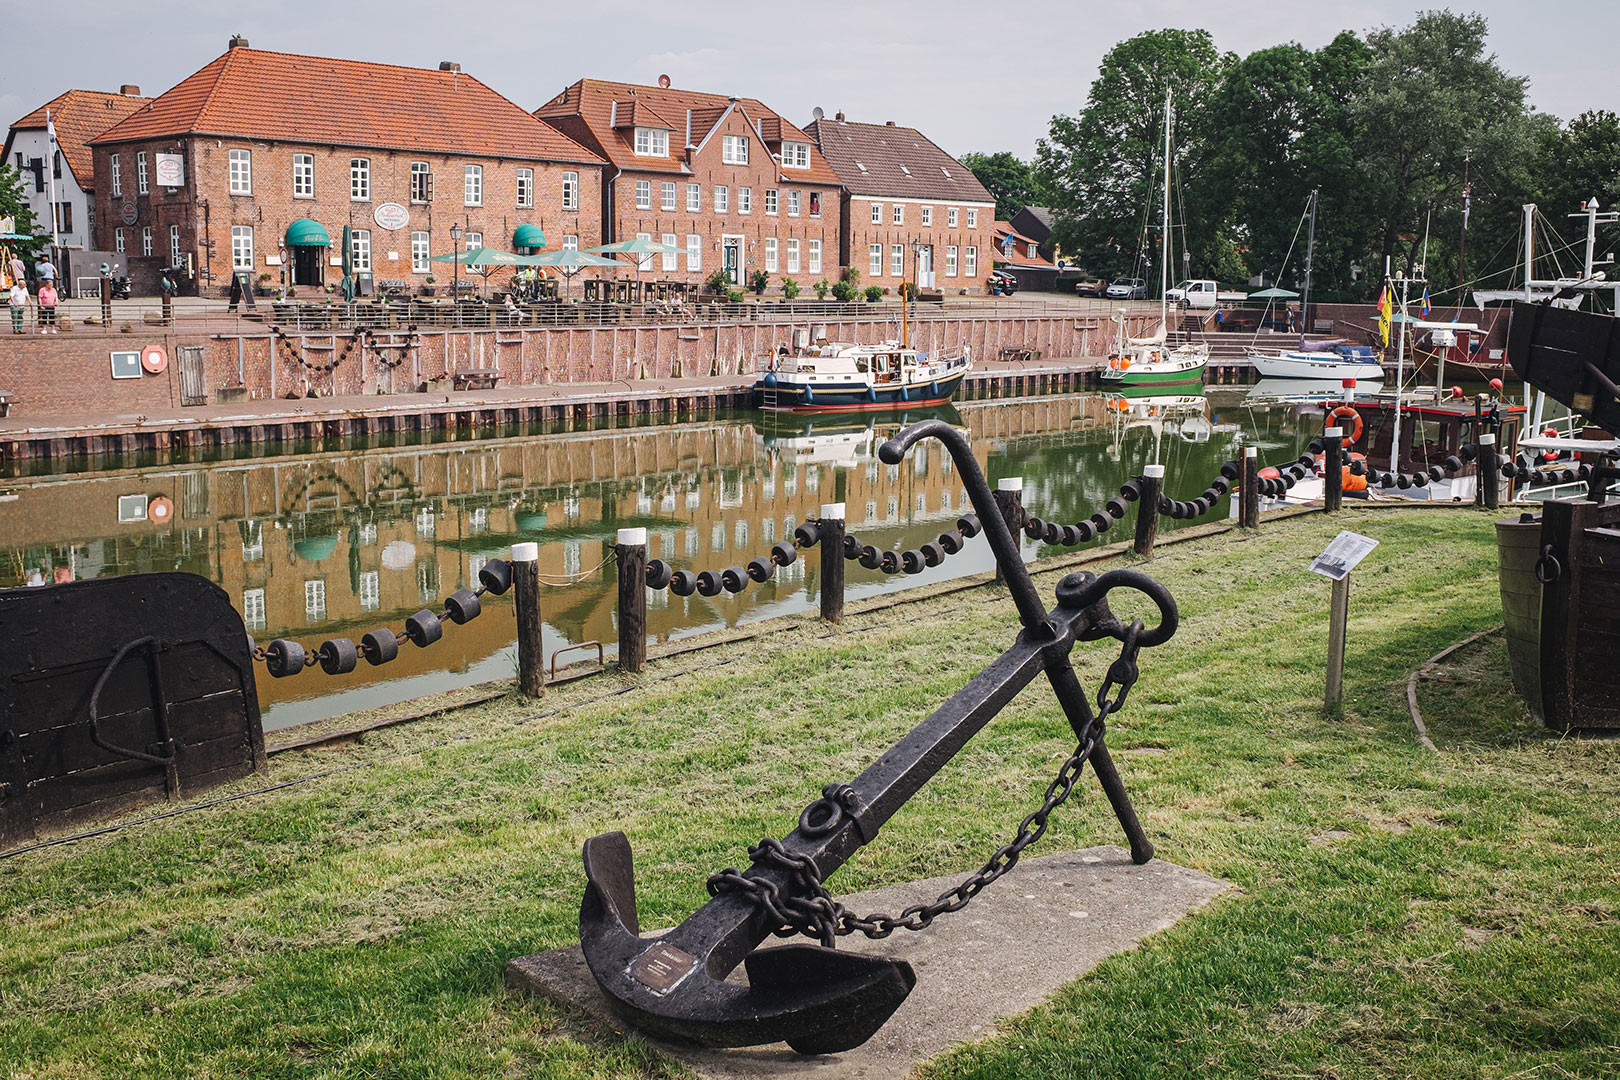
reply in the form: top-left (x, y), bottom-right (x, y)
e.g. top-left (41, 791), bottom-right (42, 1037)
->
top-left (1341, 465), bottom-right (1368, 491)
top-left (1327, 405), bottom-right (1363, 443)
top-left (141, 344), bottom-right (168, 374)
top-left (148, 495), bottom-right (175, 524)
top-left (1258, 466), bottom-right (1281, 480)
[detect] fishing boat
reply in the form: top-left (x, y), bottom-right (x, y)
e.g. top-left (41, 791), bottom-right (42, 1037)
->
top-left (1101, 92), bottom-right (1208, 388)
top-left (753, 339), bottom-right (971, 412)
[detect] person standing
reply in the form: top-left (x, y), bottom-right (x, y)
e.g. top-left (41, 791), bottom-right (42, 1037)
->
top-left (8, 280), bottom-right (30, 334)
top-left (37, 280), bottom-right (58, 333)
top-left (36, 256), bottom-right (56, 285)
top-left (7, 251), bottom-right (26, 290)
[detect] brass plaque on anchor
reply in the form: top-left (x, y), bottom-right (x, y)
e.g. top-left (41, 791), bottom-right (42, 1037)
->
top-left (629, 943), bottom-right (698, 995)
top-left (1573, 393), bottom-right (1595, 412)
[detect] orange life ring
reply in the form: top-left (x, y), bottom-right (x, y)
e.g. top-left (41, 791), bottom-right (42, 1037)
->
top-left (148, 495), bottom-right (175, 524)
top-left (1327, 405), bottom-right (1363, 444)
top-left (141, 344), bottom-right (168, 374)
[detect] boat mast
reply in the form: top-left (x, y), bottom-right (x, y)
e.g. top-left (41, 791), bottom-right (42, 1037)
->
top-left (1392, 272), bottom-right (1410, 471)
top-left (1301, 189), bottom-right (1317, 347)
top-left (1522, 203), bottom-right (1536, 302)
top-left (1160, 90), bottom-right (1172, 334)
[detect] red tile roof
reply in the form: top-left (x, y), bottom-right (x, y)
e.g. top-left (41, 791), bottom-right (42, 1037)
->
top-left (994, 221), bottom-right (1055, 267)
top-left (10, 89), bottom-right (150, 187)
top-left (805, 118), bottom-right (994, 205)
top-left (88, 47), bottom-right (602, 165)
top-left (536, 79), bottom-right (839, 184)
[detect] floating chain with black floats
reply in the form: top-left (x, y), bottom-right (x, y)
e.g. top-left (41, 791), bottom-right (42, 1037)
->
top-left (572, 418), bottom-right (1178, 1055)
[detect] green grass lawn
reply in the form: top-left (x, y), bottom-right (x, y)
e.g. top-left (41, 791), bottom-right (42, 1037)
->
top-left (3, 509), bottom-right (1617, 1079)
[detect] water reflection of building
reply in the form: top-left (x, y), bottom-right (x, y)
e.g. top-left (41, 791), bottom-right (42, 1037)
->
top-left (0, 393), bottom-right (1299, 725)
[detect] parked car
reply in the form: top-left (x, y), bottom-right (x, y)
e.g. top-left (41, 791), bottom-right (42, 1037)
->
top-left (1073, 276), bottom-right (1108, 297)
top-left (1106, 277), bottom-right (1148, 300)
top-left (986, 269), bottom-right (1019, 295)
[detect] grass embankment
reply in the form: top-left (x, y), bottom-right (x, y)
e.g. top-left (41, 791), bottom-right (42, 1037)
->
top-left (3, 510), bottom-right (1617, 1079)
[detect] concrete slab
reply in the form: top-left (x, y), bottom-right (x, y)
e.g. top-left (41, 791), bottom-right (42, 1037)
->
top-left (507, 845), bottom-right (1229, 1079)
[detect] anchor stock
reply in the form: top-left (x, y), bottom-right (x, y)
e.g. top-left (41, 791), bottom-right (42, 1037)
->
top-left (570, 419), bottom-right (1180, 1054)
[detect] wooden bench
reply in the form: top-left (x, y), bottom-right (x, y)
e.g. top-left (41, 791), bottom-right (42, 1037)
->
top-left (999, 347), bottom-right (1042, 363)
top-left (452, 369), bottom-right (503, 392)
top-left (0, 389), bottom-right (13, 417)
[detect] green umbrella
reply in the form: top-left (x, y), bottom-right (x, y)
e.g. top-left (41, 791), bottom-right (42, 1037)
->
top-left (588, 237), bottom-right (685, 291)
top-left (428, 246), bottom-right (529, 296)
top-left (530, 248), bottom-right (621, 299)
top-left (1248, 287), bottom-right (1300, 299)
top-left (340, 225), bottom-right (355, 302)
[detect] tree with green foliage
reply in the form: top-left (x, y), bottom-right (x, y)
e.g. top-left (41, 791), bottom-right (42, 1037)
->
top-left (1035, 29), bottom-right (1230, 281)
top-left (958, 151), bottom-right (1038, 221)
top-left (0, 165), bottom-right (39, 238)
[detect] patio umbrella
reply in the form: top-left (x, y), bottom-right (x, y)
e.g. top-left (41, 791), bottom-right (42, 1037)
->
top-left (340, 225), bottom-right (355, 302)
top-left (530, 248), bottom-right (620, 300)
top-left (588, 237), bottom-right (685, 296)
top-left (1248, 287), bottom-right (1300, 299)
top-left (429, 246), bottom-right (531, 297)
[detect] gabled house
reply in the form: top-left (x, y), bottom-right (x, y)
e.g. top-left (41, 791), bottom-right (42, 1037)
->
top-left (5, 86), bottom-right (149, 252)
top-left (537, 79), bottom-right (843, 288)
top-left (1010, 206), bottom-right (1059, 264)
top-left (993, 220), bottom-right (1058, 292)
top-left (88, 38), bottom-right (605, 296)
top-left (804, 115), bottom-right (997, 294)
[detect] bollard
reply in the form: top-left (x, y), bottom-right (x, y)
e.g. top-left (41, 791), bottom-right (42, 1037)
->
top-left (100, 274), bottom-right (112, 326)
top-left (1478, 433), bottom-right (1498, 509)
top-left (616, 528), bottom-right (648, 674)
top-left (819, 502), bottom-right (846, 624)
top-left (1134, 465), bottom-right (1164, 557)
top-left (1241, 446), bottom-right (1259, 529)
top-left (512, 542), bottom-right (544, 697)
top-left (1324, 426), bottom-right (1344, 512)
top-left (161, 291), bottom-right (173, 328)
top-left (1325, 576), bottom-right (1350, 709)
top-left (992, 478), bottom-right (1024, 587)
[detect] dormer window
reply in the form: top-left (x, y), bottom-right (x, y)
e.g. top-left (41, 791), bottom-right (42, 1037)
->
top-left (782, 141), bottom-right (810, 169)
top-left (634, 127), bottom-right (669, 157)
top-left (722, 135), bottom-right (749, 165)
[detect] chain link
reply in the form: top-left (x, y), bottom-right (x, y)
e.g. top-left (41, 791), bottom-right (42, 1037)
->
top-left (708, 622), bottom-right (1146, 946)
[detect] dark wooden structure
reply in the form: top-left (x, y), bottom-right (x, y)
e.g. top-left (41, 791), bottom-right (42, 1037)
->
top-left (1508, 300), bottom-right (1620, 431)
top-left (1, 573), bottom-right (265, 848)
top-left (1528, 498), bottom-right (1620, 730)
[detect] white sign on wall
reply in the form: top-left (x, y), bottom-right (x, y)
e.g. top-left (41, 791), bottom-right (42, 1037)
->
top-left (154, 153), bottom-right (185, 187)
top-left (373, 202), bottom-right (409, 231)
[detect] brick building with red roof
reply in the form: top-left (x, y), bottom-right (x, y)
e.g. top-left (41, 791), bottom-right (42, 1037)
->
top-left (805, 115), bottom-right (996, 294)
top-left (536, 79), bottom-right (842, 290)
top-left (87, 39), bottom-right (605, 296)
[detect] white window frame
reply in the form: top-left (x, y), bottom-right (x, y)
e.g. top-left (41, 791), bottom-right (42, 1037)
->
top-left (722, 134), bottom-right (749, 165)
top-left (464, 230), bottom-right (482, 250)
top-left (686, 233), bottom-right (701, 271)
top-left (869, 243), bottom-right (883, 277)
top-left (242, 588), bottom-right (266, 631)
top-left (110, 154), bottom-right (121, 197)
top-left (871, 203), bottom-right (882, 225)
top-left (516, 168), bottom-right (533, 209)
top-left (359, 571), bottom-right (380, 612)
top-left (411, 231), bottom-right (430, 273)
top-left (169, 225), bottom-right (181, 266)
top-left (661, 180), bottom-right (677, 211)
top-left (411, 161), bottom-right (431, 203)
top-left (1028, 242), bottom-right (1040, 258)
top-left (304, 579), bottom-right (326, 622)
top-left (228, 148), bottom-right (251, 195)
top-left (893, 204), bottom-right (904, 225)
top-left (921, 206), bottom-right (933, 226)
top-left (136, 151), bottom-right (148, 194)
top-left (787, 191), bottom-right (800, 217)
top-left (965, 245), bottom-right (978, 277)
top-left (563, 234), bottom-right (578, 251)
top-left (808, 238), bottom-right (821, 274)
top-left (463, 164), bottom-right (482, 207)
top-left (141, 226), bottom-right (152, 256)
top-left (634, 231), bottom-right (655, 271)
top-left (662, 233), bottom-right (679, 271)
top-left (948, 207), bottom-right (959, 227)
top-left (786, 238), bottom-right (800, 273)
top-left (946, 245), bottom-right (958, 276)
top-left (738, 187), bottom-right (752, 214)
top-left (634, 127), bottom-right (669, 156)
top-left (891, 244), bottom-right (904, 277)
top-left (714, 185), bottom-right (729, 213)
top-left (967, 209), bottom-right (979, 228)
top-left (293, 153), bottom-right (314, 199)
top-left (114, 227), bottom-right (125, 253)
top-left (561, 170), bottom-right (578, 210)
top-left (635, 179), bottom-right (651, 210)
top-left (782, 141), bottom-right (810, 169)
top-left (764, 237), bottom-right (778, 272)
top-left (351, 157), bottom-right (370, 201)
top-left (352, 229), bottom-right (371, 272)
top-left (765, 189), bottom-right (779, 215)
top-left (231, 225), bottom-right (253, 271)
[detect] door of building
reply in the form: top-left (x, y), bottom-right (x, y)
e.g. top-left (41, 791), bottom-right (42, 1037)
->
top-left (292, 247), bottom-right (325, 287)
top-left (722, 236), bottom-right (742, 285)
top-left (918, 245), bottom-right (935, 289)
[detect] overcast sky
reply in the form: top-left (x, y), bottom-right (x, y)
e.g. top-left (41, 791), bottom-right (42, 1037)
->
top-left (5, 1), bottom-right (1617, 160)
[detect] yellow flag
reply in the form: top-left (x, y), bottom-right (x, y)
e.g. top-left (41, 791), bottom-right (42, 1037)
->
top-left (1377, 285), bottom-right (1392, 347)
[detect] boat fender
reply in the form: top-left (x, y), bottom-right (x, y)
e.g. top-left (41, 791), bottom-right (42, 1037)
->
top-left (859, 545), bottom-right (882, 569)
top-left (479, 559), bottom-right (514, 595)
top-left (901, 550), bottom-right (926, 575)
top-left (1119, 479), bottom-right (1143, 501)
top-left (1412, 472), bottom-right (1429, 488)
top-left (867, 386), bottom-right (878, 403)
top-left (900, 384), bottom-right (910, 401)
top-left (1442, 455), bottom-right (1463, 473)
top-left (1220, 461), bottom-right (1241, 481)
top-left (646, 559), bottom-right (674, 590)
top-left (405, 609), bottom-right (444, 648)
top-left (1090, 512), bottom-right (1113, 533)
top-left (771, 541), bottom-right (798, 567)
top-left (1105, 497), bottom-right (1129, 519)
top-left (445, 589), bottom-right (481, 625)
top-left (1059, 525), bottom-right (1081, 546)
top-left (746, 557), bottom-right (775, 583)
top-left (794, 521), bottom-right (821, 547)
top-left (1201, 487), bottom-right (1222, 504)
top-left (361, 629), bottom-right (399, 666)
top-left (921, 542), bottom-right (945, 567)
top-left (843, 535), bottom-right (863, 559)
top-left (1193, 497), bottom-right (1212, 516)
top-left (1306, 441), bottom-right (1325, 457)
top-left (1428, 465), bottom-right (1447, 482)
top-left (879, 550), bottom-right (900, 574)
top-left (1349, 460), bottom-right (1367, 477)
top-left (1043, 522), bottom-right (1063, 545)
top-left (929, 381), bottom-right (939, 399)
top-left (1327, 405), bottom-right (1363, 443)
top-left (720, 567), bottom-right (748, 593)
top-left (938, 531), bottom-right (964, 555)
top-left (697, 570), bottom-right (726, 596)
top-left (1024, 516), bottom-right (1046, 539)
top-left (1499, 461), bottom-right (1518, 477)
top-left (1579, 463), bottom-right (1593, 480)
top-left (265, 639), bottom-right (307, 678)
top-left (803, 385), bottom-right (815, 405)
top-left (318, 638), bottom-right (359, 676)
top-left (762, 371), bottom-right (778, 387)
top-left (1212, 476), bottom-right (1232, 494)
top-left (669, 570), bottom-right (698, 597)
top-left (957, 513), bottom-right (982, 538)
top-left (1396, 474), bottom-right (1412, 490)
top-left (1074, 520), bottom-right (1096, 543)
top-left (1459, 443), bottom-right (1478, 463)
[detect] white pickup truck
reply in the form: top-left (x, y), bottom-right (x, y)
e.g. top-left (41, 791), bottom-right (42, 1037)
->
top-left (1163, 279), bottom-right (1249, 309)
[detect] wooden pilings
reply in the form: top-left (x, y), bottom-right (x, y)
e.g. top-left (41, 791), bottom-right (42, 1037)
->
top-left (992, 478), bottom-right (1025, 587)
top-left (1134, 465), bottom-right (1164, 557)
top-left (818, 503), bottom-right (846, 624)
top-left (511, 542), bottom-right (544, 697)
top-left (1240, 447), bottom-right (1259, 529)
top-left (1324, 426), bottom-right (1344, 513)
top-left (616, 528), bottom-right (648, 674)
top-left (1479, 433), bottom-right (1499, 510)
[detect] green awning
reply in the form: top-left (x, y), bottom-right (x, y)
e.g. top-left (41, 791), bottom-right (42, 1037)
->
top-left (286, 219), bottom-right (331, 247)
top-left (513, 224), bottom-right (547, 249)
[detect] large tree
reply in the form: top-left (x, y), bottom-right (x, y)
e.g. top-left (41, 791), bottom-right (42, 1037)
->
top-left (958, 151), bottom-right (1038, 222)
top-left (1035, 29), bottom-right (1231, 280)
top-left (0, 165), bottom-right (39, 238)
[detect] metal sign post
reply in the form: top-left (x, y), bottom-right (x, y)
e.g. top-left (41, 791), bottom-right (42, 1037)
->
top-left (1311, 531), bottom-right (1379, 709)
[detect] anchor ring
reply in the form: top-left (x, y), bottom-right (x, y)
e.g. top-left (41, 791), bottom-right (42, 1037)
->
top-left (1054, 568), bottom-right (1178, 647)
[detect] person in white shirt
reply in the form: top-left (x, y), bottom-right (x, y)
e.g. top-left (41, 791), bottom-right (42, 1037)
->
top-left (8, 281), bottom-right (30, 334)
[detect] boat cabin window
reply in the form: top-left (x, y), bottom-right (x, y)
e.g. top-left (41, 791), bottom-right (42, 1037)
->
top-left (856, 356), bottom-right (869, 373)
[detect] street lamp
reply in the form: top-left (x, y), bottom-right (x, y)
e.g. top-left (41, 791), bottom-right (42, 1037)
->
top-left (449, 223), bottom-right (462, 302)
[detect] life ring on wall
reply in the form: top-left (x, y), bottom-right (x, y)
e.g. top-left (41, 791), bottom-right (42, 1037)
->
top-left (148, 495), bottom-right (175, 524)
top-left (1327, 404), bottom-right (1363, 444)
top-left (141, 344), bottom-right (168, 374)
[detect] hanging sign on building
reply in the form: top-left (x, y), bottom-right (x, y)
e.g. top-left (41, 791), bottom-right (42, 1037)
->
top-left (120, 202), bottom-right (138, 226)
top-left (373, 202), bottom-right (409, 231)
top-left (154, 153), bottom-right (185, 187)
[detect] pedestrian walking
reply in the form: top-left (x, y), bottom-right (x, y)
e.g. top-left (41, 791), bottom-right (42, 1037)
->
top-left (8, 280), bottom-right (30, 334)
top-left (7, 252), bottom-right (26, 289)
top-left (36, 256), bottom-right (56, 285)
top-left (37, 280), bottom-right (58, 333)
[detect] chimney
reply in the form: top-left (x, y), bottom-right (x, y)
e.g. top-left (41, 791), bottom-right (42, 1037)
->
top-left (885, 120), bottom-right (896, 127)
top-left (610, 100), bottom-right (617, 127)
top-left (438, 61), bottom-right (461, 71)
top-left (120, 84), bottom-right (141, 97)
top-left (836, 111), bottom-right (846, 122)
top-left (228, 35), bottom-right (249, 49)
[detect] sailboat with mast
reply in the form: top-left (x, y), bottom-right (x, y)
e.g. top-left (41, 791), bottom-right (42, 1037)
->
top-left (1101, 91), bottom-right (1208, 388)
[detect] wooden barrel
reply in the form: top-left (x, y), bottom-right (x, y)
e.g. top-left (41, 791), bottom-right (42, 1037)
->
top-left (1495, 516), bottom-right (1544, 722)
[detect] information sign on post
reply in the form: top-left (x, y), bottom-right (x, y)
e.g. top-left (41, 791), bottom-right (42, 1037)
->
top-left (1313, 531), bottom-right (1378, 710)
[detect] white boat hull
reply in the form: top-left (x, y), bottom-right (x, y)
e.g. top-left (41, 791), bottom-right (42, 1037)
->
top-left (1249, 350), bottom-right (1385, 381)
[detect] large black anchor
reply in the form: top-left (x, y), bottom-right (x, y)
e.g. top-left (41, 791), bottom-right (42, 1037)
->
top-left (576, 419), bottom-right (1177, 1053)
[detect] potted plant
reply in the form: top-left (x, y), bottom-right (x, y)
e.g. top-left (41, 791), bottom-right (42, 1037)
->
top-left (863, 285), bottom-right (884, 303)
top-left (831, 278), bottom-right (858, 303)
top-left (422, 275), bottom-right (437, 297)
top-left (780, 276), bottom-right (801, 300)
top-left (899, 281), bottom-right (918, 302)
top-left (724, 287), bottom-right (745, 303)
top-left (812, 279), bottom-right (830, 300)
top-left (748, 269), bottom-right (770, 295)
top-left (705, 269), bottom-right (733, 299)
top-left (257, 272), bottom-right (274, 297)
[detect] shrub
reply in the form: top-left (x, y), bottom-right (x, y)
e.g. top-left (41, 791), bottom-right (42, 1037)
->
top-left (840, 265), bottom-right (861, 286)
top-left (780, 277), bottom-right (801, 300)
top-left (706, 269), bottom-right (733, 294)
top-left (812, 279), bottom-right (830, 300)
top-left (748, 269), bottom-right (770, 294)
top-left (863, 285), bottom-right (884, 302)
top-left (831, 279), bottom-right (858, 303)
top-left (724, 287), bottom-right (745, 303)
top-left (899, 281), bottom-right (919, 301)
